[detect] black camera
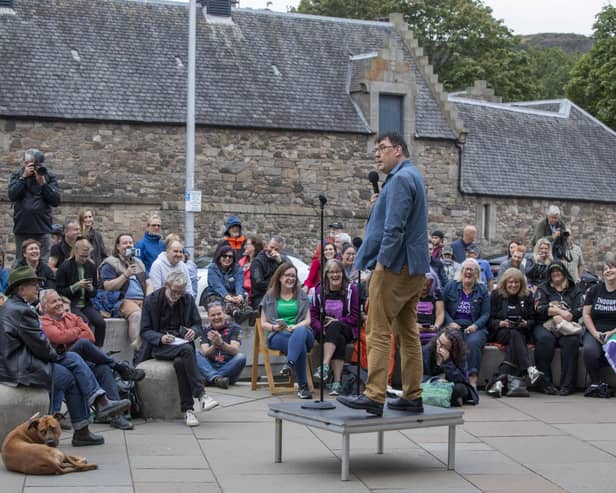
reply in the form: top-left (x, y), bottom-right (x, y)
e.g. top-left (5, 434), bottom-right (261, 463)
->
top-left (33, 151), bottom-right (47, 176)
top-left (507, 315), bottom-right (522, 327)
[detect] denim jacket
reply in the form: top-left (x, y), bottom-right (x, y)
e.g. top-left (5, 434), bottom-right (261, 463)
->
top-left (354, 159), bottom-right (429, 275)
top-left (442, 281), bottom-right (490, 330)
top-left (206, 262), bottom-right (245, 299)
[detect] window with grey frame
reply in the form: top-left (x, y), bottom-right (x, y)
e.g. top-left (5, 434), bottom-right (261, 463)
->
top-left (379, 94), bottom-right (404, 135)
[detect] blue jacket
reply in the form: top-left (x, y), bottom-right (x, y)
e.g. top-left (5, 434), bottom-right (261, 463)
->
top-left (206, 262), bottom-right (245, 299)
top-left (354, 159), bottom-right (429, 275)
top-left (442, 281), bottom-right (490, 330)
top-left (135, 232), bottom-right (164, 273)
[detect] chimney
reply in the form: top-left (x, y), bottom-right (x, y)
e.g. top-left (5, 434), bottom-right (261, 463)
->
top-left (0, 0), bottom-right (15, 9)
top-left (204, 0), bottom-right (234, 17)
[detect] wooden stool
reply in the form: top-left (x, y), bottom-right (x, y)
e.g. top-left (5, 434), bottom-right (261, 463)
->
top-left (251, 319), bottom-right (314, 394)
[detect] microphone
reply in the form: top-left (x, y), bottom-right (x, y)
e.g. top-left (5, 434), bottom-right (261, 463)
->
top-left (318, 194), bottom-right (327, 206)
top-left (368, 171), bottom-right (379, 194)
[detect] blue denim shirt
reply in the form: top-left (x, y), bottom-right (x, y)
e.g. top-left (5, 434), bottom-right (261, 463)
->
top-left (442, 280), bottom-right (490, 329)
top-left (354, 159), bottom-right (429, 275)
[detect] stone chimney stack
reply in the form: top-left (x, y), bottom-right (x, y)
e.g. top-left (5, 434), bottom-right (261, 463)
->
top-left (463, 80), bottom-right (502, 103)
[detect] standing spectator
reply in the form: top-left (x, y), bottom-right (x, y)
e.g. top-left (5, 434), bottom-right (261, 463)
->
top-left (100, 234), bottom-right (153, 345)
top-left (196, 301), bottom-right (246, 388)
top-left (78, 208), bottom-right (108, 269)
top-left (337, 132), bottom-right (429, 416)
top-left (8, 149), bottom-right (61, 264)
top-left (466, 245), bottom-right (494, 291)
top-left (0, 247), bottom-right (9, 293)
top-left (582, 253), bottom-right (616, 397)
top-left (149, 238), bottom-right (192, 294)
top-left (497, 244), bottom-right (527, 282)
top-left (430, 230), bottom-right (445, 260)
top-left (327, 222), bottom-right (345, 243)
top-left (560, 229), bottom-right (584, 284)
top-left (310, 259), bottom-right (360, 395)
top-left (238, 236), bottom-right (263, 305)
top-left (135, 213), bottom-right (164, 273)
top-left (49, 219), bottom-right (81, 271)
top-left (429, 242), bottom-right (447, 288)
top-left (250, 235), bottom-right (288, 309)
top-left (56, 238), bottom-right (106, 347)
top-left (217, 215), bottom-right (246, 261)
top-left (442, 258), bottom-right (490, 388)
top-left (303, 242), bottom-right (337, 292)
top-left (16, 239), bottom-right (56, 290)
top-left (183, 248), bottom-right (198, 299)
top-left (532, 205), bottom-right (567, 247)
top-left (526, 238), bottom-right (553, 291)
top-left (486, 268), bottom-right (542, 396)
top-left (534, 262), bottom-right (583, 395)
top-left (260, 262), bottom-right (314, 399)
top-left (334, 232), bottom-right (352, 255)
top-left (441, 245), bottom-right (459, 283)
top-left (450, 225), bottom-right (477, 263)
top-left (140, 271), bottom-right (218, 427)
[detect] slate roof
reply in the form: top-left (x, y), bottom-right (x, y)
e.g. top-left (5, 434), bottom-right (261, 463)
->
top-left (452, 97), bottom-right (616, 203)
top-left (0, 0), bottom-right (454, 138)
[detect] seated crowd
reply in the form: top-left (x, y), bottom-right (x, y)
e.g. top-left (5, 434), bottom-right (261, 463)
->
top-left (1, 203), bottom-right (615, 442)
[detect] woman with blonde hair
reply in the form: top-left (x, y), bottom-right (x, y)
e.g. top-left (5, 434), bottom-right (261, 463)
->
top-left (78, 208), bottom-right (108, 269)
top-left (442, 258), bottom-right (490, 387)
top-left (486, 268), bottom-right (543, 396)
top-left (526, 237), bottom-right (553, 291)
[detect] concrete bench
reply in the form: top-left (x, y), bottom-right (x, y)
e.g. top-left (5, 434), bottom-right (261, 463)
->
top-left (0, 385), bottom-right (50, 442)
top-left (135, 359), bottom-right (183, 419)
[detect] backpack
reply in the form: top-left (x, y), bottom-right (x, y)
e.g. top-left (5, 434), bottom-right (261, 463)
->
top-left (114, 369), bottom-right (143, 419)
top-left (339, 363), bottom-right (368, 396)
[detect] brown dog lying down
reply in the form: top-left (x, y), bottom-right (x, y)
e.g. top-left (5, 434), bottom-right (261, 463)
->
top-left (1, 413), bottom-right (97, 475)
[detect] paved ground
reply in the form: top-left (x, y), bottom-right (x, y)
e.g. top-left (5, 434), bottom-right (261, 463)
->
top-left (3, 383), bottom-right (616, 493)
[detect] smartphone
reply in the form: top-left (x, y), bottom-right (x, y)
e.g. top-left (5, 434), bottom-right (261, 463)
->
top-left (275, 318), bottom-right (288, 329)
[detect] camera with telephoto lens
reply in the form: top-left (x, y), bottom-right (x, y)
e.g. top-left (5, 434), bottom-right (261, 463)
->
top-left (507, 315), bottom-right (522, 327)
top-left (33, 151), bottom-right (47, 176)
top-left (125, 247), bottom-right (140, 259)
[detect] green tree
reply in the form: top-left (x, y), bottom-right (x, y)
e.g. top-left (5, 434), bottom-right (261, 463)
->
top-left (294, 0), bottom-right (539, 101)
top-left (567, 5), bottom-right (616, 129)
top-left (528, 47), bottom-right (580, 99)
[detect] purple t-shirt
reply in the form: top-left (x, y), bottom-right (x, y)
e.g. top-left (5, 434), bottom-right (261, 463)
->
top-left (455, 292), bottom-right (473, 322)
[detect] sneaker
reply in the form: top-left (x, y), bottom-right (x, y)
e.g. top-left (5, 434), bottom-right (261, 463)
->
top-left (328, 381), bottom-right (342, 396)
top-left (313, 364), bottom-right (330, 383)
top-left (297, 385), bottom-right (312, 399)
top-left (96, 398), bottom-right (131, 420)
top-left (487, 381), bottom-right (503, 398)
top-left (116, 363), bottom-right (146, 382)
top-left (185, 410), bottom-right (199, 427)
top-left (196, 393), bottom-right (219, 411)
top-left (527, 366), bottom-right (544, 386)
top-left (110, 414), bottom-right (134, 430)
top-left (280, 361), bottom-right (295, 379)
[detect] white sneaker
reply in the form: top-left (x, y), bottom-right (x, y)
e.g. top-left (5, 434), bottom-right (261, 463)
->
top-left (196, 393), bottom-right (219, 412)
top-left (185, 410), bottom-right (199, 427)
top-left (487, 381), bottom-right (503, 398)
top-left (527, 366), bottom-right (544, 386)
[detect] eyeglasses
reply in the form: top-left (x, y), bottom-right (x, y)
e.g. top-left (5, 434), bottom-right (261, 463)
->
top-left (373, 144), bottom-right (396, 154)
top-left (221, 255), bottom-right (234, 259)
top-left (148, 224), bottom-right (162, 228)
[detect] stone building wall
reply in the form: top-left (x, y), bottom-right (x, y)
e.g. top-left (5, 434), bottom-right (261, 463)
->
top-left (0, 118), bottom-right (612, 273)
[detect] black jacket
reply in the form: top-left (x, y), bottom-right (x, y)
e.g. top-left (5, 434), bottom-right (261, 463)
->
top-left (136, 288), bottom-right (203, 363)
top-left (0, 295), bottom-right (58, 387)
top-left (534, 271), bottom-right (583, 323)
top-left (249, 250), bottom-right (288, 308)
top-left (87, 227), bottom-right (108, 269)
top-left (8, 167), bottom-right (61, 234)
top-left (488, 291), bottom-right (535, 340)
top-left (56, 258), bottom-right (98, 305)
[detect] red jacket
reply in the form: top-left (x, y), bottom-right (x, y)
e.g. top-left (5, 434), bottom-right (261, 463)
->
top-left (40, 312), bottom-right (95, 346)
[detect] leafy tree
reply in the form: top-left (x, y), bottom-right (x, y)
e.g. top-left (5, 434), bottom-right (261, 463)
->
top-left (567, 5), bottom-right (616, 129)
top-left (294, 0), bottom-right (539, 101)
top-left (527, 47), bottom-right (580, 99)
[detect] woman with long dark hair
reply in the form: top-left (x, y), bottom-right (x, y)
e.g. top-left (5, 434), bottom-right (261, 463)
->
top-left (238, 236), bottom-right (263, 304)
top-left (310, 259), bottom-right (359, 395)
top-left (260, 262), bottom-right (314, 399)
top-left (78, 208), bottom-right (108, 269)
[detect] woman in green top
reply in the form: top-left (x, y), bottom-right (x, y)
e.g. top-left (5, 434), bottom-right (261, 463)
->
top-left (260, 262), bottom-right (314, 399)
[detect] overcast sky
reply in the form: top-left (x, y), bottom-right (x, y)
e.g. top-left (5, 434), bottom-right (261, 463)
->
top-left (231, 0), bottom-right (611, 35)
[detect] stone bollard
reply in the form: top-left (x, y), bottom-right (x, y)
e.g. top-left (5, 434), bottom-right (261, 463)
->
top-left (0, 385), bottom-right (50, 442)
top-left (136, 360), bottom-right (183, 419)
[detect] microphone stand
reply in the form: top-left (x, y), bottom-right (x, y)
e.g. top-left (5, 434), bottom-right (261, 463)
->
top-left (302, 194), bottom-right (335, 410)
top-left (355, 272), bottom-right (363, 396)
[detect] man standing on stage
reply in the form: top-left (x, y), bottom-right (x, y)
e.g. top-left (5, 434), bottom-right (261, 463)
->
top-left (337, 132), bottom-right (429, 416)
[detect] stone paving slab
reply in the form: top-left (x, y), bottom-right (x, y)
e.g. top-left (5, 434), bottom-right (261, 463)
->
top-left (133, 483), bottom-right (220, 493)
top-left (463, 420), bottom-right (565, 437)
top-left (464, 474), bottom-right (566, 492)
top-left (530, 462), bottom-right (616, 493)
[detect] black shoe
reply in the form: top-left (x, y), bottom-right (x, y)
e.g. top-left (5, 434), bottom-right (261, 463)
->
top-left (213, 376), bottom-right (229, 389)
top-left (387, 396), bottom-right (424, 413)
top-left (336, 394), bottom-right (384, 416)
top-left (247, 310), bottom-right (258, 326)
top-left (559, 387), bottom-right (575, 396)
top-left (297, 385), bottom-right (312, 399)
top-left (116, 363), bottom-right (146, 382)
top-left (280, 362), bottom-right (295, 379)
top-left (96, 398), bottom-right (131, 420)
top-left (110, 414), bottom-right (134, 430)
top-left (541, 383), bottom-right (558, 395)
top-left (72, 429), bottom-right (105, 447)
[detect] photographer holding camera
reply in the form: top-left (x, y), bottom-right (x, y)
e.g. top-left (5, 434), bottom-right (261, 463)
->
top-left (8, 149), bottom-right (61, 264)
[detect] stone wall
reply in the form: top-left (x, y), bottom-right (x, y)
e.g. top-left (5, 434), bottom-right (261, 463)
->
top-left (0, 118), bottom-right (612, 273)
